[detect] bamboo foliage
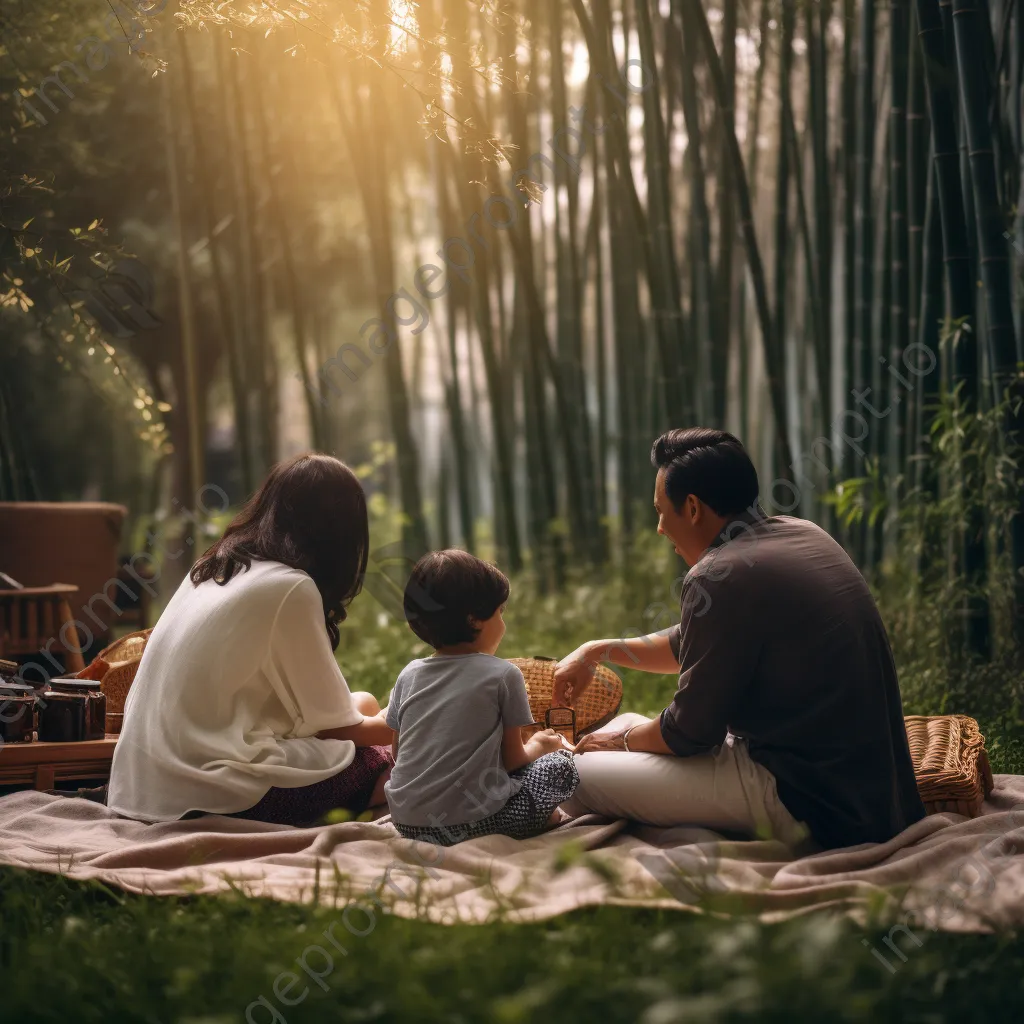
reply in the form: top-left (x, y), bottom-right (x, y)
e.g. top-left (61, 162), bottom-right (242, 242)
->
top-left (12, 0), bottom-right (1024, 647)
top-left (162, 0), bottom-right (1018, 633)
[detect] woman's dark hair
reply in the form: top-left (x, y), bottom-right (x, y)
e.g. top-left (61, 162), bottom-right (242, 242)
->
top-left (651, 428), bottom-right (759, 516)
top-left (190, 453), bottom-right (369, 650)
top-left (403, 549), bottom-right (510, 650)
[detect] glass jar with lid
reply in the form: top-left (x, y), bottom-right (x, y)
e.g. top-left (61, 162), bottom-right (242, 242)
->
top-left (0, 680), bottom-right (36, 744)
top-left (39, 679), bottom-right (106, 742)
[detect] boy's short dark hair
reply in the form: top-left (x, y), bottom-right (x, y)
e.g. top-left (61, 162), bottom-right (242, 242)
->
top-left (651, 427), bottom-right (760, 516)
top-left (403, 549), bottom-right (510, 649)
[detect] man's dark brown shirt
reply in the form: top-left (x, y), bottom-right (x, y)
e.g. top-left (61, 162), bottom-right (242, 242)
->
top-left (663, 511), bottom-right (925, 849)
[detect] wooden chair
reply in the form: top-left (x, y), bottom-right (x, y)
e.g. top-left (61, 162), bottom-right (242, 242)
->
top-left (0, 584), bottom-right (86, 676)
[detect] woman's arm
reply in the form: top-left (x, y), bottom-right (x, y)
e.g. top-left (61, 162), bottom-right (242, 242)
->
top-left (318, 714), bottom-right (394, 747)
top-left (273, 580), bottom-right (395, 746)
top-left (501, 726), bottom-right (571, 773)
top-left (553, 631), bottom-right (678, 705)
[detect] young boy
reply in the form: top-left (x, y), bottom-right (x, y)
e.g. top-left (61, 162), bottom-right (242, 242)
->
top-left (385, 549), bottom-right (578, 846)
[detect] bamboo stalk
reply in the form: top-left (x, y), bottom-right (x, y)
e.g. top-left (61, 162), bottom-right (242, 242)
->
top-left (773, 0), bottom-right (795, 472)
top-left (636, 0), bottom-right (687, 419)
top-left (906, 11), bottom-right (930, 477)
top-left (250, 50), bottom-right (325, 452)
top-left (712, 0), bottom-right (738, 428)
top-left (677, 12), bottom-right (714, 422)
top-left (952, 0), bottom-right (1019, 397)
top-left (162, 53), bottom-right (203, 513)
top-left (914, 156), bottom-right (944, 502)
top-left (605, 120), bottom-right (642, 537)
top-left (952, 0), bottom-right (1024, 638)
top-left (433, 148), bottom-right (476, 553)
top-left (916, 0), bottom-right (975, 338)
top-left (888, 0), bottom-right (911, 542)
top-left (807, 0), bottom-right (833, 437)
top-left (684, 0), bottom-right (794, 479)
top-left (224, 39), bottom-right (274, 473)
top-left (212, 34), bottom-right (260, 483)
top-left (177, 31), bottom-right (253, 493)
top-left (437, 0), bottom-right (523, 570)
top-left (917, 0), bottom-right (989, 656)
top-left (551, 0), bottom-right (605, 563)
top-left (496, 2), bottom-right (584, 572)
top-left (841, 0), bottom-right (858, 480)
top-left (574, 0), bottom-right (685, 427)
top-left (736, 0), bottom-right (771, 446)
top-left (853, 0), bottom-right (877, 514)
top-left (785, 106), bottom-right (825, 461)
top-left (328, 36), bottom-right (429, 555)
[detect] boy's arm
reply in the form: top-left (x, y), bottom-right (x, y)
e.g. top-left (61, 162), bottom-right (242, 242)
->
top-left (501, 725), bottom-right (532, 773)
top-left (498, 666), bottom-right (545, 773)
top-left (502, 726), bottom-right (568, 773)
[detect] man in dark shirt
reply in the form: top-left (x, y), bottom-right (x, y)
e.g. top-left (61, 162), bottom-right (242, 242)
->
top-left (555, 428), bottom-right (925, 850)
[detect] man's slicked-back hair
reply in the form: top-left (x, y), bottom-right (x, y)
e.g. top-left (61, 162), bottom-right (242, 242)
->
top-left (651, 428), bottom-right (760, 515)
top-left (404, 549), bottom-right (511, 649)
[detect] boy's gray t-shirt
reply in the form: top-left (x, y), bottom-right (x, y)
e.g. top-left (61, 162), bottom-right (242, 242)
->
top-left (384, 654), bottom-right (535, 827)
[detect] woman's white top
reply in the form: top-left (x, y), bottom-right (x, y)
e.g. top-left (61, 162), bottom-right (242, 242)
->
top-left (107, 559), bottom-right (362, 822)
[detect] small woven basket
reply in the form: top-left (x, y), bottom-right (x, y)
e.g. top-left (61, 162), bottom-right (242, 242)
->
top-left (906, 714), bottom-right (994, 818)
top-left (508, 656), bottom-right (622, 742)
top-left (80, 628), bottom-right (152, 734)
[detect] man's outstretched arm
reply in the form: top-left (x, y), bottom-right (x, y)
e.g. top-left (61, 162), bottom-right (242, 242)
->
top-left (553, 631), bottom-right (678, 705)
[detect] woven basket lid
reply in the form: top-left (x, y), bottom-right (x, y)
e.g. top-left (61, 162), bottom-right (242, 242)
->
top-left (95, 628), bottom-right (153, 714)
top-left (97, 628), bottom-right (152, 665)
top-left (507, 656), bottom-right (622, 737)
top-left (905, 714), bottom-right (993, 817)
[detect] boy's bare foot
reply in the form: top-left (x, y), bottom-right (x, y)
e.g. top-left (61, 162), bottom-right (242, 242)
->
top-left (547, 807), bottom-right (571, 827)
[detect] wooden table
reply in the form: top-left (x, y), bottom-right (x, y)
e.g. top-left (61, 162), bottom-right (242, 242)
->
top-left (0, 735), bottom-right (118, 790)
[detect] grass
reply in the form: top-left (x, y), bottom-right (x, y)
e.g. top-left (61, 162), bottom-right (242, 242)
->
top-left (2, 866), bottom-right (1024, 1023)
top-left (2, 529), bottom-right (1023, 1022)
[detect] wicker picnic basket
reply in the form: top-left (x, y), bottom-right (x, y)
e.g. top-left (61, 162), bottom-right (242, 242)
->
top-left (905, 714), bottom-right (994, 818)
top-left (78, 628), bottom-right (152, 734)
top-left (508, 656), bottom-right (622, 742)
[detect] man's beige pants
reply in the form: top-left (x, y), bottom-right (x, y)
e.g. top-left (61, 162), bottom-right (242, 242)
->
top-left (561, 714), bottom-right (806, 844)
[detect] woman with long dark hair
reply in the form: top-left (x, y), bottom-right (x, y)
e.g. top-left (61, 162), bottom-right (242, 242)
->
top-left (108, 454), bottom-right (394, 827)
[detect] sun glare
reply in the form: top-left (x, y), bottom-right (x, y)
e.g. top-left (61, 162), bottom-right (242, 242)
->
top-left (388, 0), bottom-right (417, 54)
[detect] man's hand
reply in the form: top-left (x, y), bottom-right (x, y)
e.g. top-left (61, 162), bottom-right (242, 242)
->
top-left (576, 717), bottom-right (673, 755)
top-left (553, 642), bottom-right (601, 706)
top-left (573, 729), bottom-right (628, 754)
top-left (554, 632), bottom-right (680, 706)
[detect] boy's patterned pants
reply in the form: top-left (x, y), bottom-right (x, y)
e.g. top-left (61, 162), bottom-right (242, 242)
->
top-left (394, 751), bottom-right (579, 847)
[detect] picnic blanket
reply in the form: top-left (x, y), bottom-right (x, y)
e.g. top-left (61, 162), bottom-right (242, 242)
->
top-left (1, 775), bottom-right (1023, 933)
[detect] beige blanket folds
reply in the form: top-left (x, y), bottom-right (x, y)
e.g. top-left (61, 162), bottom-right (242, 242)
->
top-left (1, 775), bottom-right (1023, 933)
